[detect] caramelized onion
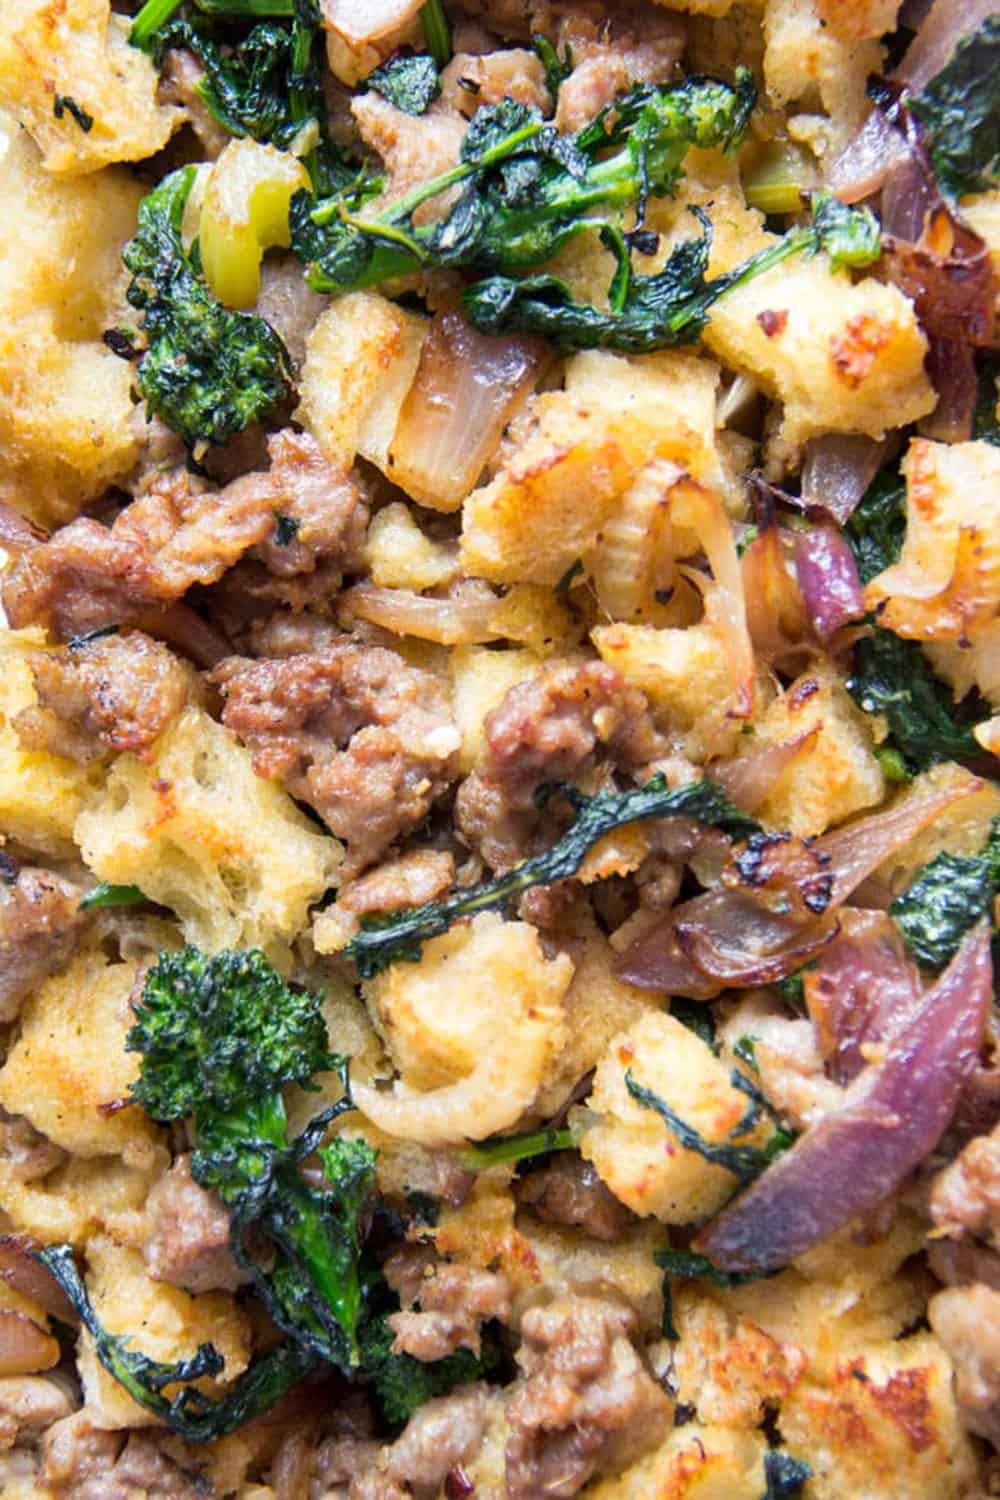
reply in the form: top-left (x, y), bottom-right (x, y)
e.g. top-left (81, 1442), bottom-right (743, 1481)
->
top-left (826, 110), bottom-right (908, 203)
top-left (0, 1310), bottom-right (60, 1377)
top-left (804, 910), bottom-right (923, 1084)
top-left (794, 525), bottom-right (865, 642)
top-left (711, 729), bottom-right (820, 814)
top-left (672, 478), bottom-right (756, 720)
top-left (616, 782), bottom-right (975, 997)
top-left (921, 337), bottom-right (980, 443)
top-left (800, 435), bottom-right (895, 525)
top-left (340, 582), bottom-right (502, 644)
top-left (742, 524), bottom-right (811, 664)
top-left (696, 922), bottom-right (994, 1273)
top-left (896, 0), bottom-right (999, 90)
top-left (389, 311), bottom-right (546, 513)
top-left (0, 1237), bottom-right (75, 1323)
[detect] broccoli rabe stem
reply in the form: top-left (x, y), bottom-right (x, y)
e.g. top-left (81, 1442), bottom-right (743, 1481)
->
top-left (456, 1127), bottom-right (576, 1173)
top-left (130, 0), bottom-right (184, 47)
top-left (420, 0), bottom-right (451, 68)
top-left (36, 1245), bottom-right (318, 1441)
top-left (130, 0), bottom-right (296, 49)
top-left (345, 775), bottom-right (758, 978)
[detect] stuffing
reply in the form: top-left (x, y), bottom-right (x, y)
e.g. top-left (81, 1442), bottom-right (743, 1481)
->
top-left (576, 1011), bottom-right (773, 1224)
top-left (778, 1333), bottom-right (979, 1500)
top-left (74, 705), bottom-right (341, 957)
top-left (763, 0), bottom-right (886, 162)
top-left (76, 1237), bottom-right (252, 1430)
top-left (0, 950), bottom-right (160, 1164)
top-left (296, 291), bottom-right (427, 473)
top-left (0, 0), bottom-right (182, 174)
top-left (0, 632), bottom-right (105, 857)
top-left (364, 502), bottom-right (458, 592)
top-left (514, 1218), bottom-right (670, 1336)
top-left (0, 116), bottom-right (141, 527)
top-left (585, 1422), bottom-right (769, 1500)
top-left (460, 350), bottom-right (726, 586)
top-left (0, 1155), bottom-right (159, 1249)
top-left (448, 644), bottom-right (542, 774)
top-left (353, 912), bottom-right (573, 1144)
top-left (738, 662), bottom-right (885, 836)
top-left (873, 762), bottom-right (1000, 897)
top-left (865, 438), bottom-right (1000, 641)
top-left (670, 1286), bottom-right (809, 1427)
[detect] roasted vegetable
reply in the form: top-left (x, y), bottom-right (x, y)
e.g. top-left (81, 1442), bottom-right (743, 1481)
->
top-left (37, 1244), bottom-right (317, 1440)
top-left (122, 167), bottom-right (293, 449)
top-left (890, 817), bottom-right (1000, 970)
top-left (367, 54), bottom-right (440, 115)
top-left (909, 16), bottom-right (1000, 198)
top-left (359, 1311), bottom-right (501, 1428)
top-left (625, 1071), bottom-right (791, 1187)
top-left (128, 946), bottom-right (373, 1371)
top-left (291, 73), bottom-right (756, 293)
top-left (465, 192), bottom-right (881, 354)
top-left (345, 776), bottom-right (760, 978)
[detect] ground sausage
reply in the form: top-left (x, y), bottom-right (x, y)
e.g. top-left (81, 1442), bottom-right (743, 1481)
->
top-left (505, 1291), bottom-right (672, 1500)
top-left (0, 867), bottom-right (88, 1023)
top-left (518, 1156), bottom-right (635, 1242)
top-left (456, 658), bottom-right (663, 871)
top-left (42, 1412), bottom-right (213, 1500)
top-left (320, 1385), bottom-right (490, 1500)
top-left (931, 1122), bottom-right (1000, 1248)
top-left (384, 1244), bottom-right (512, 1362)
top-left (212, 640), bottom-right (461, 877)
top-left (15, 631), bottom-right (190, 764)
top-left (930, 1284), bottom-right (1000, 1449)
top-left (143, 1156), bottom-right (249, 1295)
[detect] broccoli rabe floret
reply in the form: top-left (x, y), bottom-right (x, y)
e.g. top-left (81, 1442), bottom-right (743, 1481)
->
top-left (37, 1244), bottom-right (318, 1440)
top-left (345, 775), bottom-right (759, 978)
top-left (128, 945), bottom-right (374, 1372)
top-left (122, 166), bottom-right (293, 450)
top-left (291, 72), bottom-right (756, 295)
top-left (465, 192), bottom-right (881, 353)
top-left (890, 817), bottom-right (1000, 970)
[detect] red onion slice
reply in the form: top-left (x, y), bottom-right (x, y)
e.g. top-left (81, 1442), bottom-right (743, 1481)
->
top-left (800, 435), bottom-right (895, 526)
top-left (794, 526), bottom-right (865, 642)
top-left (805, 909), bottom-right (923, 1084)
top-left (696, 921), bottom-right (993, 1273)
top-left (826, 110), bottom-right (909, 203)
top-left (921, 337), bottom-right (980, 443)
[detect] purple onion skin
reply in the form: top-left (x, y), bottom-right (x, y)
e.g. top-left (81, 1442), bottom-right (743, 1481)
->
top-left (794, 526), bottom-right (865, 642)
top-left (695, 922), bottom-right (993, 1274)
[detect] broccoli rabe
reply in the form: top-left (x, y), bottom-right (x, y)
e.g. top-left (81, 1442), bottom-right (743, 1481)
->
top-left (359, 1312), bottom-right (502, 1428)
top-left (455, 1126), bottom-right (575, 1173)
top-left (128, 946), bottom-right (374, 1371)
top-left (291, 72), bottom-right (756, 294)
top-left (368, 54), bottom-right (441, 116)
top-left (625, 1071), bottom-right (791, 1188)
top-left (345, 775), bottom-right (760, 978)
top-left (909, 16), bottom-right (1000, 198)
top-left (761, 1452), bottom-right (813, 1500)
top-left (465, 192), bottom-right (880, 353)
top-left (845, 471), bottom-right (986, 771)
top-left (122, 167), bottom-right (293, 450)
top-left (36, 1245), bottom-right (318, 1440)
top-left (890, 817), bottom-right (1000, 970)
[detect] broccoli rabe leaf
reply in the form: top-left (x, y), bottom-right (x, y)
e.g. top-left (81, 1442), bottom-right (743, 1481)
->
top-left (359, 1312), bottom-right (502, 1428)
top-left (345, 775), bottom-right (760, 978)
top-left (761, 1452), bottom-right (813, 1500)
top-left (890, 817), bottom-right (1000, 970)
top-left (465, 193), bottom-right (880, 354)
top-left (291, 72), bottom-right (756, 295)
top-left (419, 0), bottom-right (451, 69)
top-left (128, 946), bottom-right (373, 1372)
top-left (845, 471), bottom-right (986, 771)
top-left (36, 1245), bottom-right (318, 1441)
top-left (369, 53), bottom-right (440, 114)
top-left (909, 17), bottom-right (1000, 197)
top-left (655, 1248), bottom-right (761, 1289)
top-left (533, 34), bottom-right (573, 99)
top-left (122, 167), bottom-right (292, 450)
top-left (670, 997), bottom-right (717, 1051)
top-left (78, 883), bottom-right (145, 911)
top-left (624, 1071), bottom-right (782, 1187)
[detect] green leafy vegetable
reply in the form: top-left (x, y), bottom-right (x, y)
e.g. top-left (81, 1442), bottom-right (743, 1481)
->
top-left (890, 817), bottom-right (1000, 970)
top-left (654, 1247), bottom-right (760, 1290)
top-left (670, 997), bottom-right (717, 1051)
top-left (625, 1071), bottom-right (778, 1186)
top-left (359, 1312), bottom-right (501, 1427)
top-left (291, 72), bottom-right (757, 294)
top-left (909, 17), bottom-right (1000, 197)
top-left (761, 1452), bottom-right (813, 1500)
top-left (53, 94), bottom-right (94, 132)
top-left (975, 357), bottom-right (1000, 446)
top-left (128, 946), bottom-right (373, 1371)
top-left (420, 0), bottom-right (451, 69)
top-left (533, 34), bottom-right (573, 99)
top-left (456, 1127), bottom-right (575, 1173)
top-left (78, 883), bottom-right (145, 911)
top-left (465, 192), bottom-right (880, 353)
top-left (345, 775), bottom-right (760, 978)
top-left (122, 166), bottom-right (293, 449)
top-left (733, 1034), bottom-right (759, 1070)
top-left (274, 513), bottom-right (300, 545)
top-left (368, 53), bottom-right (440, 115)
top-left (36, 1245), bottom-right (317, 1440)
top-left (845, 471), bottom-right (985, 771)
